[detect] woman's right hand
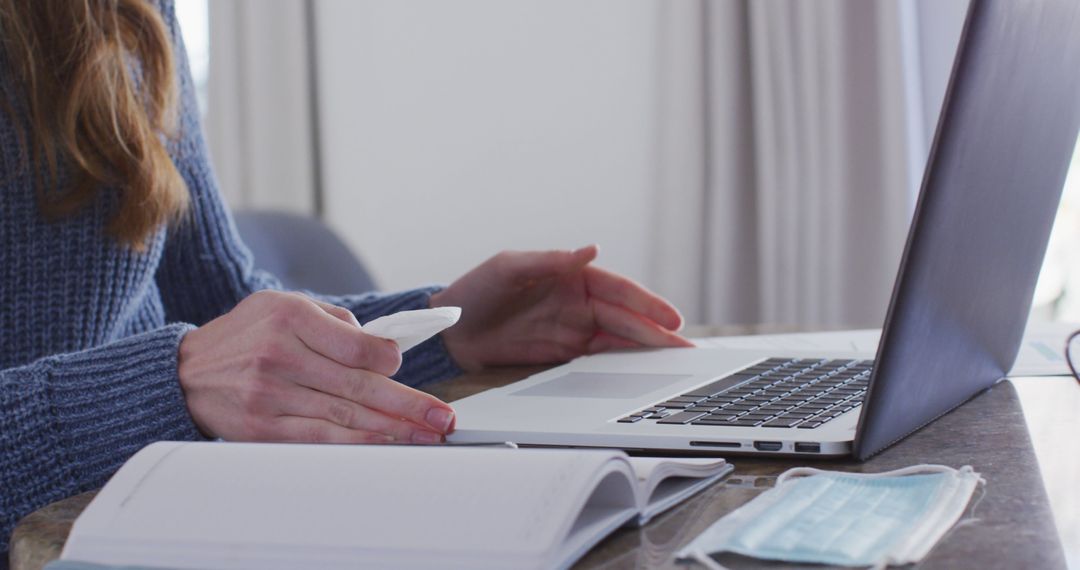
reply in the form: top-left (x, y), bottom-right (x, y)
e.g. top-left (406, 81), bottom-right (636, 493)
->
top-left (177, 290), bottom-right (456, 444)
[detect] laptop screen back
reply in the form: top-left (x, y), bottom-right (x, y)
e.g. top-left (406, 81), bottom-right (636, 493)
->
top-left (854, 0), bottom-right (1080, 460)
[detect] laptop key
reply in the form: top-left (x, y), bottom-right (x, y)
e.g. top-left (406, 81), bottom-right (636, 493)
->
top-left (719, 389), bottom-right (753, 397)
top-left (763, 417), bottom-right (803, 428)
top-left (726, 419), bottom-right (765, 427)
top-left (797, 421), bottom-right (824, 429)
top-left (657, 401), bottom-right (692, 409)
top-left (617, 416), bottom-right (644, 423)
top-left (657, 411), bottom-right (709, 424)
top-left (683, 378), bottom-right (747, 398)
top-left (686, 406), bottom-right (719, 413)
top-left (692, 419), bottom-right (741, 426)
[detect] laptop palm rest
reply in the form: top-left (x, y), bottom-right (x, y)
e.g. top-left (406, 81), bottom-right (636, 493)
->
top-left (509, 372), bottom-right (692, 399)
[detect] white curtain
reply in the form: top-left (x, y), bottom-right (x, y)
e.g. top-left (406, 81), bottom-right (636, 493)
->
top-left (651, 0), bottom-right (915, 328)
top-left (195, 0), bottom-right (969, 327)
top-left (205, 0), bottom-right (318, 215)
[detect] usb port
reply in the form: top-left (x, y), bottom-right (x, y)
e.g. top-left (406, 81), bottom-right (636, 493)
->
top-left (753, 441), bottom-right (783, 452)
top-left (794, 442), bottom-right (821, 453)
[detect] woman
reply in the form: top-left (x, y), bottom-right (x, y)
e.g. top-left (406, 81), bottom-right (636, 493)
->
top-left (0, 0), bottom-right (691, 558)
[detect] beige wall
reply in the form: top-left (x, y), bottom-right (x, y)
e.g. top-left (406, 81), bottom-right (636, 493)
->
top-left (314, 0), bottom-right (663, 292)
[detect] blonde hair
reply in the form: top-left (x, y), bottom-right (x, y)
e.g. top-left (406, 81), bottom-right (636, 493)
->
top-left (0, 0), bottom-right (188, 249)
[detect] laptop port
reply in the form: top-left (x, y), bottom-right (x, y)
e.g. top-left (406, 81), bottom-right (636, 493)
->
top-left (753, 441), bottom-right (783, 452)
top-left (794, 442), bottom-right (821, 453)
top-left (688, 441), bottom-right (741, 448)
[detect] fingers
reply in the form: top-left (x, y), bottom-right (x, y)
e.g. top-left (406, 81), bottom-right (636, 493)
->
top-left (280, 388), bottom-right (446, 444)
top-left (292, 356), bottom-right (457, 434)
top-left (501, 245), bottom-right (598, 282)
top-left (268, 417), bottom-right (399, 444)
top-left (591, 298), bottom-right (695, 348)
top-left (306, 296), bottom-right (361, 328)
top-left (584, 266), bottom-right (684, 331)
top-left (287, 298), bottom-right (402, 376)
top-left (586, 331), bottom-right (644, 354)
top-left (500, 247), bottom-right (685, 333)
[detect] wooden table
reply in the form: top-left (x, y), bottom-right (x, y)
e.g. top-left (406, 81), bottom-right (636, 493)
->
top-left (10, 326), bottom-right (1080, 569)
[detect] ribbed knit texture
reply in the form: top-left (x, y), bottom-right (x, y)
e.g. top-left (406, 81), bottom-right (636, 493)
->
top-left (0, 0), bottom-right (461, 557)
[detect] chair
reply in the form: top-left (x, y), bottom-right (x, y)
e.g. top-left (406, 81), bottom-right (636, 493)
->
top-left (232, 210), bottom-right (378, 296)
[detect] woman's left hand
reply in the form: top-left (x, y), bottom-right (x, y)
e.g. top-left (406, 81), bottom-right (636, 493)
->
top-left (430, 245), bottom-right (694, 371)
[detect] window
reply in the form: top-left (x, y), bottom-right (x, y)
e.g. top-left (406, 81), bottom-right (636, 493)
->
top-left (1033, 135), bottom-right (1080, 321)
top-left (174, 0), bottom-right (210, 116)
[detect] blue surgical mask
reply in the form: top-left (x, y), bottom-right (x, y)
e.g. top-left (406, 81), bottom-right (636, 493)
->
top-left (678, 464), bottom-right (984, 569)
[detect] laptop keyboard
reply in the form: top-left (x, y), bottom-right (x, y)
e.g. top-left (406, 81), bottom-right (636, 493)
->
top-left (617, 357), bottom-right (872, 429)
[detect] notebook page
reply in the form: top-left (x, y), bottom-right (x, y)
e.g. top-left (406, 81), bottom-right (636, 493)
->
top-left (64, 442), bottom-right (621, 568)
top-left (625, 457), bottom-right (731, 525)
top-left (627, 457), bottom-right (727, 486)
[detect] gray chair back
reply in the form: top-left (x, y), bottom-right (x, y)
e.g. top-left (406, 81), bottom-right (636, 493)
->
top-left (232, 210), bottom-right (377, 296)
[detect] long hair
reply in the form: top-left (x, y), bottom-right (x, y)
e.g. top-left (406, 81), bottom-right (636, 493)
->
top-left (0, 0), bottom-right (188, 250)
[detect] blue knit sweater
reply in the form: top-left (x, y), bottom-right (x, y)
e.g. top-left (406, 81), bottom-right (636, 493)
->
top-left (0, 0), bottom-right (461, 557)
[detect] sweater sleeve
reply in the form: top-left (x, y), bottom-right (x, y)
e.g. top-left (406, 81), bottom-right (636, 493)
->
top-left (0, 324), bottom-right (205, 556)
top-left (152, 2), bottom-right (461, 387)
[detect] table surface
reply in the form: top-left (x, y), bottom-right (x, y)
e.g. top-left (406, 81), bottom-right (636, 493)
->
top-left (10, 326), bottom-right (1080, 570)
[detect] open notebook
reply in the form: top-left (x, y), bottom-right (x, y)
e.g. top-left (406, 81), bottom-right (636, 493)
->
top-left (60, 442), bottom-right (732, 570)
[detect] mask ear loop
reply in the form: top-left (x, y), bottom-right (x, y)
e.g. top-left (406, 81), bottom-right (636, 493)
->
top-left (879, 466), bottom-right (986, 568)
top-left (688, 549), bottom-right (730, 570)
top-left (933, 475), bottom-right (988, 533)
top-left (775, 463), bottom-right (964, 486)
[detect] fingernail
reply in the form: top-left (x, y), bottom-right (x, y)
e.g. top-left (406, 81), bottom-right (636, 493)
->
top-left (672, 309), bottom-right (686, 332)
top-left (412, 431), bottom-right (442, 444)
top-left (426, 408), bottom-right (454, 432)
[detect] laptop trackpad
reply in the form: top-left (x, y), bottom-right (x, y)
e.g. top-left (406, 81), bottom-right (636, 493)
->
top-left (509, 372), bottom-right (691, 399)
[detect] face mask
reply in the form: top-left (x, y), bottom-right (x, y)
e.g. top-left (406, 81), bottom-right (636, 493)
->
top-left (678, 464), bottom-right (984, 569)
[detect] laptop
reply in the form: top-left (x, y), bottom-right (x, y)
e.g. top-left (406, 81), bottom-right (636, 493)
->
top-left (447, 0), bottom-right (1080, 460)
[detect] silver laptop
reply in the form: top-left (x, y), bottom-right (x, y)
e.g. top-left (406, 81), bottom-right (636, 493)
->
top-left (448, 0), bottom-right (1080, 459)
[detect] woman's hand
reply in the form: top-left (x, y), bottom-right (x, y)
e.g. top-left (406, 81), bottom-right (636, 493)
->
top-left (177, 290), bottom-right (456, 444)
top-left (431, 245), bottom-right (694, 371)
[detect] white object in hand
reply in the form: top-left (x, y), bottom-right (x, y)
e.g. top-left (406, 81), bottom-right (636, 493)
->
top-left (360, 306), bottom-right (462, 353)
